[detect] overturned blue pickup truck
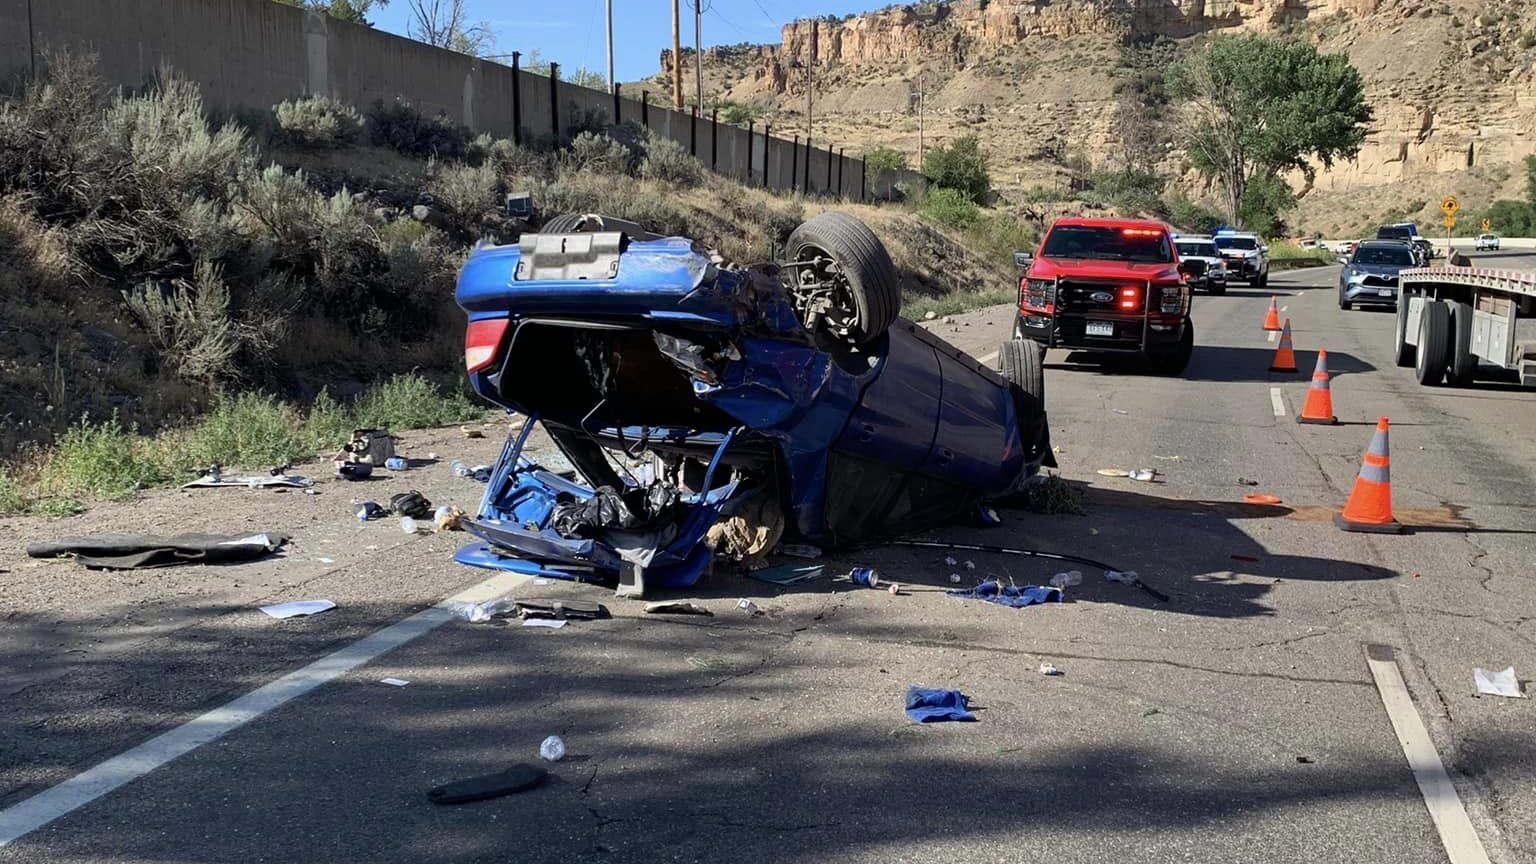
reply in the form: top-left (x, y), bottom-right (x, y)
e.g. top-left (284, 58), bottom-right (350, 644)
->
top-left (453, 212), bottom-right (1053, 596)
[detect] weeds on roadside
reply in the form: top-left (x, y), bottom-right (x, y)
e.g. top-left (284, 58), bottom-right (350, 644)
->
top-left (38, 414), bottom-right (167, 501)
top-left (1025, 473), bottom-right (1085, 516)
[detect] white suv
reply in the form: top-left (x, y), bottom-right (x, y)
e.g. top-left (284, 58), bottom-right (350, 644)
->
top-left (1476, 233), bottom-right (1500, 251)
top-left (1213, 230), bottom-right (1269, 288)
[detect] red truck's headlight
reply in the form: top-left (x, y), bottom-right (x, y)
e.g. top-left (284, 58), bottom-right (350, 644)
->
top-left (1159, 283), bottom-right (1183, 315)
top-left (1022, 278), bottom-right (1054, 314)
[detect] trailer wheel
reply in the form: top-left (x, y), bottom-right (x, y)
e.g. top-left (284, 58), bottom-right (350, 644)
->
top-left (1448, 301), bottom-right (1477, 386)
top-left (1393, 296), bottom-right (1415, 367)
top-left (1414, 300), bottom-right (1449, 386)
top-left (786, 212), bottom-right (899, 346)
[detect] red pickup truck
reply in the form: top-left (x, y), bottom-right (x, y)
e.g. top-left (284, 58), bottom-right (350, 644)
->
top-left (1012, 217), bottom-right (1195, 375)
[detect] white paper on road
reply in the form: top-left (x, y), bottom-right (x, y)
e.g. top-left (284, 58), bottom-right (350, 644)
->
top-left (379, 678), bottom-right (410, 687)
top-left (259, 599), bottom-right (337, 619)
top-left (1474, 667), bottom-right (1524, 698)
top-left (522, 618), bottom-right (567, 629)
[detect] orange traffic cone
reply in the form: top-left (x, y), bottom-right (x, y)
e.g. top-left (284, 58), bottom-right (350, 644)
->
top-left (1335, 417), bottom-right (1404, 534)
top-left (1297, 349), bottom-right (1339, 425)
top-left (1262, 296), bottom-right (1281, 331)
top-left (1268, 318), bottom-right (1297, 372)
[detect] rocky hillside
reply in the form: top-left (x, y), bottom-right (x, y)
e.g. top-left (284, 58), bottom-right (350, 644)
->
top-left (656, 0), bottom-right (1536, 232)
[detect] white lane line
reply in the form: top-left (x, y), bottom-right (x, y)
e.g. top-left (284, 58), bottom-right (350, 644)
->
top-left (1268, 330), bottom-right (1278, 343)
top-left (1364, 645), bottom-right (1492, 864)
top-left (1281, 305), bottom-right (1289, 312)
top-left (1270, 387), bottom-right (1286, 418)
top-left (0, 572), bottom-right (533, 847)
top-left (976, 350), bottom-right (999, 368)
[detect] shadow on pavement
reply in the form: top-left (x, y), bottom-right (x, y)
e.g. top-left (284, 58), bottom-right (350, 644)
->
top-left (3, 595), bottom-right (1497, 864)
top-left (1051, 347), bottom-right (1376, 382)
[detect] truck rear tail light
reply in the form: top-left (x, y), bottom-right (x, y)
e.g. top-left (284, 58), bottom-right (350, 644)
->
top-left (1119, 286), bottom-right (1139, 310)
top-left (1159, 284), bottom-right (1183, 315)
top-left (465, 317), bottom-right (510, 373)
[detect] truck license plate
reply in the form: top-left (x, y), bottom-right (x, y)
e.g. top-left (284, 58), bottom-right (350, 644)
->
top-left (1086, 321), bottom-right (1114, 337)
top-left (1378, 288), bottom-right (1394, 296)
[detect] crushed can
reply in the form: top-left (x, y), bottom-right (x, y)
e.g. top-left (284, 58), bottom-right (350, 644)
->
top-left (849, 567), bottom-right (880, 588)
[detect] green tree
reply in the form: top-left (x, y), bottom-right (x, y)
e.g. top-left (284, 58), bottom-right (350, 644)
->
top-left (567, 66), bottom-right (607, 90)
top-left (275, 0), bottom-right (387, 25)
top-left (863, 146), bottom-right (908, 176)
top-left (921, 134), bottom-right (990, 204)
top-left (1168, 34), bottom-right (1371, 227)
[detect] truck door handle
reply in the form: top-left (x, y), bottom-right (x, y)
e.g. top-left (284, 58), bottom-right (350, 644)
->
top-left (937, 448), bottom-right (955, 464)
top-left (860, 423), bottom-right (875, 442)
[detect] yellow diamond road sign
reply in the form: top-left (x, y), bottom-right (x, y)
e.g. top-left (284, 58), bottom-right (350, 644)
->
top-left (1441, 195), bottom-right (1459, 216)
top-left (1483, 218), bottom-right (1492, 232)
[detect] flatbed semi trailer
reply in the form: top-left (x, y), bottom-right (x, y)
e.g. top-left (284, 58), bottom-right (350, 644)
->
top-left (1397, 261), bottom-right (1536, 387)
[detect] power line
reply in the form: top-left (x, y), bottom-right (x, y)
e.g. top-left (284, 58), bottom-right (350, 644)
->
top-left (747, 0), bottom-right (776, 26)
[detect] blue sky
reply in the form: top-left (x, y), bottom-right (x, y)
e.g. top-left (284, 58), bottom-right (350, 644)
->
top-left (369, 1), bottom-right (882, 82)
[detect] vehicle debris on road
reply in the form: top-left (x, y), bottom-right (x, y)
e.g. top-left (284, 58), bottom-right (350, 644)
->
top-left (379, 678), bottom-right (410, 687)
top-left (643, 601), bottom-right (713, 616)
top-left (1039, 663), bottom-right (1062, 676)
top-left (947, 580), bottom-right (1063, 608)
top-left (736, 598), bottom-right (763, 616)
top-left (1474, 667), bottom-right (1525, 698)
top-left (26, 532), bottom-right (289, 570)
top-left (904, 687), bottom-right (976, 723)
top-left (258, 599), bottom-right (336, 619)
top-left (182, 471), bottom-right (314, 489)
top-left (746, 563), bottom-right (825, 586)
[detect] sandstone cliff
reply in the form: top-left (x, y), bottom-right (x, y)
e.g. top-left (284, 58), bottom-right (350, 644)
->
top-left (655, 0), bottom-right (1536, 227)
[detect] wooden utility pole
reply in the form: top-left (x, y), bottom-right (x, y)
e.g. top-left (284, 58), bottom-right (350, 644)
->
top-left (605, 0), bottom-right (614, 93)
top-left (806, 19), bottom-right (816, 141)
top-left (693, 0), bottom-right (703, 109)
top-left (671, 0), bottom-right (684, 110)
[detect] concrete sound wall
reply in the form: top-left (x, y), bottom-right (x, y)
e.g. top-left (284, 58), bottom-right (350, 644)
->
top-left (1, 0), bottom-right (914, 200)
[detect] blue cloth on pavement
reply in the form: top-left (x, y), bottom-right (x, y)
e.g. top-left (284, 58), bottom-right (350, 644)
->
top-left (904, 687), bottom-right (976, 723)
top-left (946, 580), bottom-right (1063, 608)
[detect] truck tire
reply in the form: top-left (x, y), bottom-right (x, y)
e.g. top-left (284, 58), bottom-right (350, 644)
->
top-left (1414, 300), bottom-right (1449, 386)
top-left (541, 213), bottom-right (589, 233)
top-left (1393, 296), bottom-right (1415, 367)
top-left (1339, 285), bottom-right (1352, 310)
top-left (1448, 301), bottom-right (1477, 386)
top-left (998, 338), bottom-right (1044, 405)
top-left (1150, 319), bottom-right (1195, 376)
top-left (786, 212), bottom-right (899, 346)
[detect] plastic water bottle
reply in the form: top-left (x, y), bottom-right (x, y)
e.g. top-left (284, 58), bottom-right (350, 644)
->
top-left (1049, 570), bottom-right (1083, 589)
top-left (539, 735), bottom-right (566, 762)
top-left (450, 460), bottom-right (470, 478)
top-left (451, 597), bottom-right (514, 622)
top-left (385, 456), bottom-right (407, 471)
top-left (1104, 570), bottom-right (1139, 584)
top-left (400, 516), bottom-right (420, 534)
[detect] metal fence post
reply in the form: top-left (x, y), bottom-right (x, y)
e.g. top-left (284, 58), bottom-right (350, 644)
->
top-left (548, 62), bottom-right (560, 141)
top-left (710, 108), bottom-right (718, 170)
top-left (825, 144), bottom-right (833, 195)
top-left (690, 106), bottom-right (697, 156)
top-left (746, 120), bottom-right (755, 183)
top-left (612, 82), bottom-right (621, 124)
top-left (803, 136), bottom-right (811, 195)
top-left (836, 147), bottom-right (844, 198)
top-left (511, 51), bottom-right (522, 145)
top-left (641, 90), bottom-right (649, 130)
top-left (763, 123), bottom-right (772, 189)
top-left (792, 135), bottom-right (800, 192)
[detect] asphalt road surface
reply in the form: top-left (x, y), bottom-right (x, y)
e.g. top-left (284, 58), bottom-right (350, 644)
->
top-left (2, 260), bottom-right (1534, 864)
